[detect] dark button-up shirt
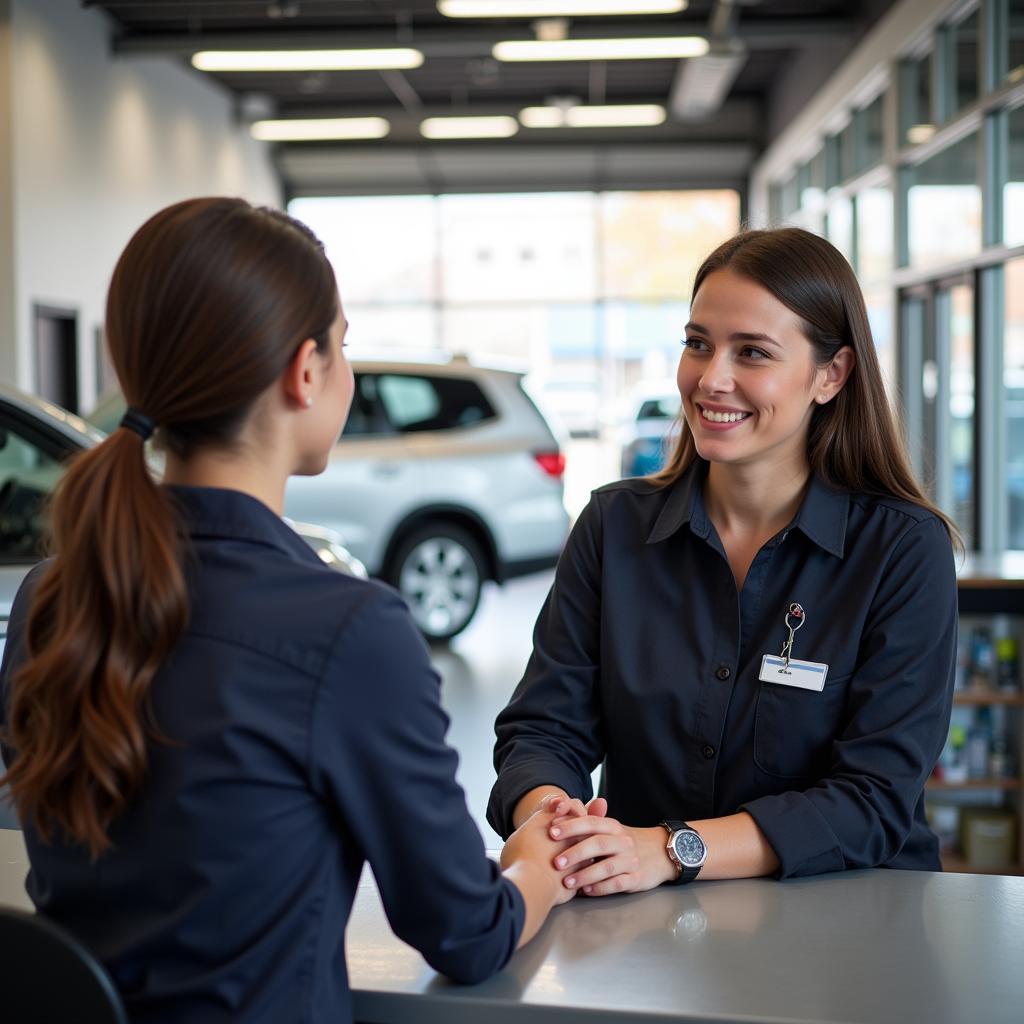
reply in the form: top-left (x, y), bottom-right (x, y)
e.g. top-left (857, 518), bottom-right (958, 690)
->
top-left (488, 461), bottom-right (957, 878)
top-left (2, 485), bottom-right (523, 1024)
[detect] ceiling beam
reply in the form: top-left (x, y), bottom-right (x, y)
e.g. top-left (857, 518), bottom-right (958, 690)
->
top-left (111, 19), bottom-right (858, 58)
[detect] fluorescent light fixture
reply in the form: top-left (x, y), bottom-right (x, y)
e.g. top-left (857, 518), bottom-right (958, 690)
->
top-left (520, 103), bottom-right (666, 128)
top-left (192, 49), bottom-right (424, 72)
top-left (440, 1), bottom-right (686, 16)
top-left (250, 117), bottom-right (391, 141)
top-left (493, 37), bottom-right (709, 62)
top-left (907, 123), bottom-right (936, 145)
top-left (421, 115), bottom-right (520, 139)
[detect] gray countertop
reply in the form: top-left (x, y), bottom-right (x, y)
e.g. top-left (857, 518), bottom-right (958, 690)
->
top-left (2, 828), bottom-right (1022, 1023)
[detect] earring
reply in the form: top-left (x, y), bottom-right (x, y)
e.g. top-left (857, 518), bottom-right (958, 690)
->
top-left (304, 396), bottom-right (313, 408)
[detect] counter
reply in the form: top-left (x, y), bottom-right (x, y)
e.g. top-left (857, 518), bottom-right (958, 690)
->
top-left (1, 828), bottom-right (1022, 1023)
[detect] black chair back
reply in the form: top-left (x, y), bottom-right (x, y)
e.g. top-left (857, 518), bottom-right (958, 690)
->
top-left (0, 906), bottom-right (127, 1023)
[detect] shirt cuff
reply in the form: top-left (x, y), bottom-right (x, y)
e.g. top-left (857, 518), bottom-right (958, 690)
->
top-left (740, 790), bottom-right (846, 879)
top-left (488, 760), bottom-right (593, 839)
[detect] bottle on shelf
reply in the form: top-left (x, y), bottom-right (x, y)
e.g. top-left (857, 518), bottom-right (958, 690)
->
top-left (987, 706), bottom-right (1016, 780)
top-left (966, 707), bottom-right (992, 780)
top-left (941, 723), bottom-right (969, 783)
top-left (968, 627), bottom-right (996, 690)
top-left (996, 636), bottom-right (1021, 694)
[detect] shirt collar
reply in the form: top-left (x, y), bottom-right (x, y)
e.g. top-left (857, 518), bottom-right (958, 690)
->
top-left (165, 484), bottom-right (320, 566)
top-left (646, 460), bottom-right (848, 559)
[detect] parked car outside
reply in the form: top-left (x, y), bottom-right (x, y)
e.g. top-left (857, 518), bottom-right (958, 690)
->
top-left (91, 355), bottom-right (571, 641)
top-left (618, 384), bottom-right (681, 478)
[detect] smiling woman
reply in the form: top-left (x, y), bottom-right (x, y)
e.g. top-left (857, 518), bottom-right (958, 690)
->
top-left (489, 227), bottom-right (963, 897)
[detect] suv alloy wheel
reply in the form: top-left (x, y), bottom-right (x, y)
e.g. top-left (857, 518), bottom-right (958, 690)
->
top-left (388, 523), bottom-right (485, 642)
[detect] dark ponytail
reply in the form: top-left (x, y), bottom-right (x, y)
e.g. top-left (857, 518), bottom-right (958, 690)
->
top-left (1, 198), bottom-right (337, 856)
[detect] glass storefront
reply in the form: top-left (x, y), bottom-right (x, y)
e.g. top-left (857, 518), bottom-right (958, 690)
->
top-left (906, 132), bottom-right (982, 270)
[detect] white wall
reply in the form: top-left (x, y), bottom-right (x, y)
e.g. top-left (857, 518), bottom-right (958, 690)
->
top-left (6, 0), bottom-right (281, 403)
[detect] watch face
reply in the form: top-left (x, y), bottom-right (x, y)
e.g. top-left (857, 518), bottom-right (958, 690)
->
top-left (674, 829), bottom-right (706, 868)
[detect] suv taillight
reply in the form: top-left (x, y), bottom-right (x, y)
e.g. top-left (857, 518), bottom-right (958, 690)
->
top-left (533, 451), bottom-right (565, 478)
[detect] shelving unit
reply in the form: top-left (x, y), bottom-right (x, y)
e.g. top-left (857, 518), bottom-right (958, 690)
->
top-left (929, 556), bottom-right (1024, 875)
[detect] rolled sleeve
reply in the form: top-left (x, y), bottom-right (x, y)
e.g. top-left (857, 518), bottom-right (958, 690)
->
top-left (742, 516), bottom-right (957, 878)
top-left (309, 588), bottom-right (524, 984)
top-left (487, 497), bottom-right (607, 839)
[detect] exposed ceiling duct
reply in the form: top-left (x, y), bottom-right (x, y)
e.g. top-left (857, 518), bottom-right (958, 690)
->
top-left (669, 0), bottom-right (748, 122)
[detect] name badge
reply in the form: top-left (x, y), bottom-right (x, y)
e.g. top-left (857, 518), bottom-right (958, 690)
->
top-left (759, 654), bottom-right (829, 692)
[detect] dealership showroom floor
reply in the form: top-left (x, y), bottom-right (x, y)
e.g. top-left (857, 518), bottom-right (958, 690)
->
top-left (433, 570), bottom-right (553, 850)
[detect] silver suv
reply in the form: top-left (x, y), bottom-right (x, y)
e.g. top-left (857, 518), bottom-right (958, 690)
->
top-left (284, 356), bottom-right (570, 640)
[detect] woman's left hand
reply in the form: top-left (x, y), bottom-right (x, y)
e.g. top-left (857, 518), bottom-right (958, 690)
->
top-left (548, 815), bottom-right (677, 896)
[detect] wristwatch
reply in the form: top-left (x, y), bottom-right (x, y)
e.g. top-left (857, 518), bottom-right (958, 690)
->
top-left (661, 821), bottom-right (707, 884)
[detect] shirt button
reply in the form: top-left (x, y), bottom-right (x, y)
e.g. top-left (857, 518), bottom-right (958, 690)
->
top-left (715, 665), bottom-right (731, 681)
top-left (702, 745), bottom-right (716, 760)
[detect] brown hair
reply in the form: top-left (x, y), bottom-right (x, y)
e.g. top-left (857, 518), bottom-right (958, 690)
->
top-left (651, 227), bottom-right (961, 550)
top-left (1, 198), bottom-right (337, 856)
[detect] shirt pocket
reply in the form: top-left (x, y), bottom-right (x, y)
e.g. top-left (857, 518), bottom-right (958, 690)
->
top-left (753, 673), bottom-right (851, 781)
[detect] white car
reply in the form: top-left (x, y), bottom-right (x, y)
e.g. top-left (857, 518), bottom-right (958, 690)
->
top-left (283, 355), bottom-right (570, 640)
top-left (88, 357), bottom-right (570, 641)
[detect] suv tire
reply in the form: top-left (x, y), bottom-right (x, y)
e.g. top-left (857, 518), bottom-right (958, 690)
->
top-left (388, 523), bottom-right (485, 642)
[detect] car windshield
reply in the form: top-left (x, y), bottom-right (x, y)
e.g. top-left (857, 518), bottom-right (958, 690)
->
top-left (636, 396), bottom-right (679, 420)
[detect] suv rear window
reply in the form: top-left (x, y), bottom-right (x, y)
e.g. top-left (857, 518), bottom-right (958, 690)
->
top-left (342, 373), bottom-right (496, 437)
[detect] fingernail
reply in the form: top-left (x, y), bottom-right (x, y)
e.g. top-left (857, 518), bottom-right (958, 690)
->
top-left (565, 877), bottom-right (576, 888)
top-left (551, 827), bottom-right (561, 837)
top-left (583, 886), bottom-right (592, 894)
top-left (556, 856), bottom-right (566, 868)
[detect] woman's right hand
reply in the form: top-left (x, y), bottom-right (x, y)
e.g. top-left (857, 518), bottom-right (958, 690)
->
top-left (501, 805), bottom-right (577, 907)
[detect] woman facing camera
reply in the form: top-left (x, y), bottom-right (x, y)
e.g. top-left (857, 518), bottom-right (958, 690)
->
top-left (489, 228), bottom-right (959, 892)
top-left (0, 198), bottom-right (572, 1023)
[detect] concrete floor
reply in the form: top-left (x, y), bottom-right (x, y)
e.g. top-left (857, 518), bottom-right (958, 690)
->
top-left (432, 570), bottom-right (555, 849)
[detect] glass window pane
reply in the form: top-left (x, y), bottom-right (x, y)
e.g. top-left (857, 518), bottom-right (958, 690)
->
top-left (288, 196), bottom-right (437, 303)
top-left (856, 187), bottom-right (893, 282)
top-left (949, 284), bottom-right (975, 545)
top-left (906, 132), bottom-right (981, 270)
top-left (440, 193), bottom-right (597, 304)
top-left (344, 305), bottom-right (438, 354)
top-left (0, 418), bottom-right (64, 562)
top-left (1005, 258), bottom-right (1024, 548)
top-left (838, 124), bottom-right (855, 183)
top-left (1004, 106), bottom-right (1024, 246)
top-left (601, 191), bottom-right (740, 301)
top-left (863, 285), bottom-right (896, 395)
top-left (1010, 1), bottom-right (1024, 81)
top-left (826, 195), bottom-right (854, 267)
top-left (859, 95), bottom-right (885, 171)
top-left (951, 9), bottom-right (980, 113)
top-left (901, 52), bottom-right (933, 146)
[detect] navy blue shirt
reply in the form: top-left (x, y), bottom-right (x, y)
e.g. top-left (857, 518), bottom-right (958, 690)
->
top-left (1, 485), bottom-right (524, 1023)
top-left (488, 461), bottom-right (958, 877)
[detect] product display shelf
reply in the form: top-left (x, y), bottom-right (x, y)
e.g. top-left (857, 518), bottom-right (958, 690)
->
top-left (934, 555), bottom-right (1024, 875)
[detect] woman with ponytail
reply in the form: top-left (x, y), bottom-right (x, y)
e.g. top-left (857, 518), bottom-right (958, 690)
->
top-left (489, 228), bottom-right (959, 893)
top-left (0, 198), bottom-right (573, 1022)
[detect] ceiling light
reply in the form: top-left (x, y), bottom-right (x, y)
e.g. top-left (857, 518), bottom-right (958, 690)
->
top-left (907, 123), bottom-right (936, 145)
top-left (440, 1), bottom-right (686, 15)
top-left (493, 37), bottom-right (709, 62)
top-left (191, 49), bottom-right (424, 72)
top-left (250, 117), bottom-right (391, 141)
top-left (421, 115), bottom-right (520, 139)
top-left (519, 104), bottom-right (666, 127)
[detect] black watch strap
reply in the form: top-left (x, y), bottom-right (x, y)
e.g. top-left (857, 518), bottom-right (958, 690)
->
top-left (661, 819), bottom-right (703, 885)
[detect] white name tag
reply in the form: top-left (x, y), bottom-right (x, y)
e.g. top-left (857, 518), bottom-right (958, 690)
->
top-left (758, 654), bottom-right (829, 692)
